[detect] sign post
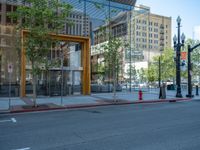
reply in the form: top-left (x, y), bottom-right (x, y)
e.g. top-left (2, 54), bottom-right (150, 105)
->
top-left (181, 52), bottom-right (187, 71)
top-left (181, 51), bottom-right (187, 60)
top-left (8, 63), bottom-right (13, 110)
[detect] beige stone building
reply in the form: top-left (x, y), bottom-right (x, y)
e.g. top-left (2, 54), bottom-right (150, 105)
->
top-left (132, 5), bottom-right (171, 63)
top-left (91, 5), bottom-right (172, 81)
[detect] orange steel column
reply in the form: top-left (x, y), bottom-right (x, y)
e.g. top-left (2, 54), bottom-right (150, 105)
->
top-left (19, 31), bottom-right (91, 96)
top-left (82, 39), bottom-right (91, 95)
top-left (86, 39), bottom-right (91, 94)
top-left (20, 31), bottom-right (26, 97)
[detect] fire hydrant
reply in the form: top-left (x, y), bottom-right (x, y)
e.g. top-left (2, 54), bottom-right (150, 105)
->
top-left (138, 90), bottom-right (143, 100)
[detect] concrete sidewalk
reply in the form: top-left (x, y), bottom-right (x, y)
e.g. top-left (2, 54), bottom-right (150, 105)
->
top-left (0, 88), bottom-right (197, 113)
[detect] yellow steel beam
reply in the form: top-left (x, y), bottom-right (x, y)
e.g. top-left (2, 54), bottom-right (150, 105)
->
top-left (20, 30), bottom-right (91, 97)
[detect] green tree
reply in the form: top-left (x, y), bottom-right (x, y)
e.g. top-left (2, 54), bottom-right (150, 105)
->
top-left (146, 63), bottom-right (157, 83)
top-left (126, 64), bottom-right (137, 82)
top-left (184, 39), bottom-right (200, 80)
top-left (137, 68), bottom-right (147, 83)
top-left (144, 48), bottom-right (176, 84)
top-left (102, 37), bottom-right (124, 101)
top-left (9, 0), bottom-right (72, 107)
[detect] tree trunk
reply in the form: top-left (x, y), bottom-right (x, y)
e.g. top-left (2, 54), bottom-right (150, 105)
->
top-left (32, 74), bottom-right (37, 107)
top-left (31, 61), bottom-right (37, 107)
top-left (113, 69), bottom-right (117, 102)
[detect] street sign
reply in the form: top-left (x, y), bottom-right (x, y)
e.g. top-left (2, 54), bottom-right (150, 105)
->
top-left (8, 63), bottom-right (13, 73)
top-left (181, 52), bottom-right (187, 60)
top-left (181, 60), bottom-right (187, 71)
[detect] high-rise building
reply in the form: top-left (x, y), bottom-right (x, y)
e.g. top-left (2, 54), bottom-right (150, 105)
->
top-left (63, 10), bottom-right (90, 37)
top-left (0, 0), bottom-right (91, 97)
top-left (0, 0), bottom-right (136, 96)
top-left (133, 5), bottom-right (171, 61)
top-left (0, 1), bottom-right (20, 90)
top-left (91, 4), bottom-right (172, 81)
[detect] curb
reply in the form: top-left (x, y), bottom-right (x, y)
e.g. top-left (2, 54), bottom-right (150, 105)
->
top-left (1, 98), bottom-right (192, 114)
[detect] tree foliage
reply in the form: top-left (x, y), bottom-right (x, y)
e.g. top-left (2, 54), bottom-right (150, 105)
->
top-left (9, 0), bottom-right (72, 106)
top-left (184, 39), bottom-right (200, 78)
top-left (143, 48), bottom-right (176, 83)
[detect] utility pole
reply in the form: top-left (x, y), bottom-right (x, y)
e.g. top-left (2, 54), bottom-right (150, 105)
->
top-left (186, 43), bottom-right (200, 97)
top-left (173, 16), bottom-right (185, 98)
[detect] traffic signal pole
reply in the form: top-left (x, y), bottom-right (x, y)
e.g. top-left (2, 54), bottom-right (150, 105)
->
top-left (186, 43), bottom-right (200, 97)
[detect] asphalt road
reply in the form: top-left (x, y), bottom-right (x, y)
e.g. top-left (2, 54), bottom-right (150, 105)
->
top-left (1, 100), bottom-right (200, 150)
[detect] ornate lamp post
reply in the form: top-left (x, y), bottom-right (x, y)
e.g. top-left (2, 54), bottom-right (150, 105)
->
top-left (173, 16), bottom-right (185, 98)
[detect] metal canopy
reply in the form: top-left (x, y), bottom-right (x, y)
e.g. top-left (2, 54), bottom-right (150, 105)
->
top-left (110, 0), bottom-right (137, 6)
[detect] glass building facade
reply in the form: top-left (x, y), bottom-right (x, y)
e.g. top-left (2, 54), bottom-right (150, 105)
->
top-left (1, 0), bottom-right (170, 96)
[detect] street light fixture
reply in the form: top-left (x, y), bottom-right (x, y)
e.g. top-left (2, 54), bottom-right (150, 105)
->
top-left (173, 16), bottom-right (185, 98)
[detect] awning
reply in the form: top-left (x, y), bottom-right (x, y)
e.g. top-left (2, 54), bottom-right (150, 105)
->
top-left (110, 0), bottom-right (137, 6)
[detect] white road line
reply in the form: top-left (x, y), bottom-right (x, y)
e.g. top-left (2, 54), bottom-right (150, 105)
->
top-left (0, 119), bottom-right (11, 123)
top-left (13, 147), bottom-right (30, 150)
top-left (11, 118), bottom-right (17, 123)
top-left (0, 118), bottom-right (17, 123)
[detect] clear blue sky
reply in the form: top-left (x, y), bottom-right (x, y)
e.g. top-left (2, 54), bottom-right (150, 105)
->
top-left (137, 0), bottom-right (200, 39)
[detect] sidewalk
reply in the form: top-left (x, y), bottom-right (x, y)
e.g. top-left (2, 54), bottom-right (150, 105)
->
top-left (0, 88), bottom-right (197, 113)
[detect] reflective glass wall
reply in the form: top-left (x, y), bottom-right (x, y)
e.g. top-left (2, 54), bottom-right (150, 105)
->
top-left (0, 0), bottom-right (156, 97)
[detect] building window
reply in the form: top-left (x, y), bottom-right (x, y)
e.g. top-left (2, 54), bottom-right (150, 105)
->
top-left (143, 20), bottom-right (146, 25)
top-left (0, 4), bottom-right (2, 12)
top-left (6, 16), bottom-right (11, 24)
top-left (149, 27), bottom-right (152, 32)
top-left (13, 6), bottom-right (17, 12)
top-left (6, 5), bottom-right (12, 12)
top-left (154, 23), bottom-right (158, 27)
top-left (5, 27), bottom-right (11, 34)
top-left (154, 34), bottom-right (158, 38)
top-left (154, 40), bottom-right (158, 44)
top-left (154, 28), bottom-right (158, 32)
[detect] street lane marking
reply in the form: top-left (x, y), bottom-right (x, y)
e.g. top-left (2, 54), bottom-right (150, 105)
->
top-left (0, 118), bottom-right (17, 123)
top-left (11, 118), bottom-right (17, 123)
top-left (13, 147), bottom-right (30, 150)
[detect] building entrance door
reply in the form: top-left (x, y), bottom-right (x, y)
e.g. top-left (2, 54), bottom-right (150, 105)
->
top-left (48, 69), bottom-right (82, 96)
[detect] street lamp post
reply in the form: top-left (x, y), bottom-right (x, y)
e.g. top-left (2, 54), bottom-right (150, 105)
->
top-left (159, 22), bottom-right (165, 88)
top-left (173, 16), bottom-right (185, 98)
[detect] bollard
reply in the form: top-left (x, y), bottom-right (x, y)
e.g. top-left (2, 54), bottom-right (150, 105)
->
top-left (138, 90), bottom-right (143, 100)
top-left (195, 85), bottom-right (198, 96)
top-left (159, 87), bottom-right (162, 99)
top-left (159, 84), bottom-right (166, 99)
top-left (161, 84), bottom-right (166, 99)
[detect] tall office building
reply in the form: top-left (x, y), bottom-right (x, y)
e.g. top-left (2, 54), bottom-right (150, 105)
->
top-left (0, 0), bottom-right (91, 96)
top-left (134, 5), bottom-right (171, 60)
top-left (0, 1), bottom-right (20, 87)
top-left (91, 5), bottom-right (172, 81)
top-left (62, 10), bottom-right (90, 37)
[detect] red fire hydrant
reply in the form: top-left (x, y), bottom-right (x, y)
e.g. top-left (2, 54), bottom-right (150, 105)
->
top-left (138, 90), bottom-right (143, 100)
